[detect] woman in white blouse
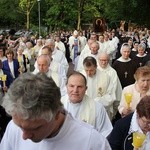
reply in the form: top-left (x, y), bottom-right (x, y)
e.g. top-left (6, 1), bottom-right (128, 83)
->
top-left (2, 49), bottom-right (20, 89)
top-left (118, 66), bottom-right (150, 117)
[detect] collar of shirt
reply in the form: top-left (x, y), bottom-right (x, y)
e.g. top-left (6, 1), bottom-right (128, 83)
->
top-left (129, 111), bottom-right (143, 134)
top-left (136, 53), bottom-right (147, 57)
top-left (117, 57), bottom-right (131, 62)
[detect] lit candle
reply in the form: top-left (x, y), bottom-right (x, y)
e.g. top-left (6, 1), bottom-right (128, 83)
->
top-left (1, 74), bottom-right (7, 89)
top-left (18, 57), bottom-right (23, 74)
top-left (18, 57), bottom-right (22, 63)
top-left (132, 132), bottom-right (146, 149)
top-left (124, 93), bottom-right (132, 108)
top-left (1, 74), bottom-right (7, 82)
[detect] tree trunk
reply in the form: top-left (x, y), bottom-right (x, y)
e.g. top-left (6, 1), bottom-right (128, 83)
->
top-left (77, 11), bottom-right (81, 30)
top-left (27, 11), bottom-right (30, 31)
top-left (77, 0), bottom-right (85, 30)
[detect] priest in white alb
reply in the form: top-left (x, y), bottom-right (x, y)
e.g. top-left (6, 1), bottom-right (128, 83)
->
top-left (98, 53), bottom-right (122, 117)
top-left (61, 72), bottom-right (112, 137)
top-left (80, 56), bottom-right (116, 120)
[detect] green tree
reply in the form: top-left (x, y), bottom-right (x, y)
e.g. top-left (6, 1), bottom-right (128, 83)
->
top-left (100, 0), bottom-right (150, 28)
top-left (0, 0), bottom-right (149, 32)
top-left (0, 0), bottom-right (23, 29)
top-left (44, 0), bottom-right (77, 31)
top-left (19, 0), bottom-right (36, 30)
top-left (44, 0), bottom-right (102, 31)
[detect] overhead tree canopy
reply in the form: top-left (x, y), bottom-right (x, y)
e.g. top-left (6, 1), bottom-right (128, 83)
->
top-left (0, 0), bottom-right (149, 33)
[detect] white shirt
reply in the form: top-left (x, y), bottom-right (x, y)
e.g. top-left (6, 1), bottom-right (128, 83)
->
top-left (118, 83), bottom-right (150, 115)
top-left (61, 94), bottom-right (113, 137)
top-left (8, 61), bottom-right (15, 78)
top-left (129, 111), bottom-right (150, 150)
top-left (0, 56), bottom-right (7, 62)
top-left (0, 114), bottom-right (111, 150)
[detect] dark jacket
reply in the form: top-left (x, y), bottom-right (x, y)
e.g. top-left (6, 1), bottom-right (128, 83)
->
top-left (108, 113), bottom-right (134, 150)
top-left (2, 59), bottom-right (19, 88)
top-left (21, 54), bottom-right (29, 72)
top-left (0, 105), bottom-right (11, 141)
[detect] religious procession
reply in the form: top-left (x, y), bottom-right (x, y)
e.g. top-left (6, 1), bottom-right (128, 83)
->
top-left (0, 23), bottom-right (150, 150)
top-left (0, 0), bottom-right (150, 148)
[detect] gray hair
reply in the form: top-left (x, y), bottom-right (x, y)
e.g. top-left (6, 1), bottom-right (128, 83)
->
top-left (83, 56), bottom-right (97, 67)
top-left (90, 41), bottom-right (100, 50)
top-left (37, 54), bottom-right (51, 67)
top-left (45, 39), bottom-right (55, 46)
top-left (2, 72), bottom-right (62, 121)
top-left (120, 43), bottom-right (131, 53)
top-left (138, 43), bottom-right (146, 51)
top-left (99, 52), bottom-right (110, 61)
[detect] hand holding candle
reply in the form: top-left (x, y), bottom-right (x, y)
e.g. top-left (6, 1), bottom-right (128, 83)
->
top-left (18, 57), bottom-right (23, 74)
top-left (1, 74), bottom-right (7, 82)
top-left (25, 54), bottom-right (28, 61)
top-left (1, 74), bottom-right (7, 92)
top-left (132, 132), bottom-right (146, 149)
top-left (124, 93), bottom-right (132, 108)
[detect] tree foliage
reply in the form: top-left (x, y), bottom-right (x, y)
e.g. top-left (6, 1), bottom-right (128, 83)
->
top-left (19, 0), bottom-right (36, 30)
top-left (0, 0), bottom-right (149, 32)
top-left (0, 0), bottom-right (23, 28)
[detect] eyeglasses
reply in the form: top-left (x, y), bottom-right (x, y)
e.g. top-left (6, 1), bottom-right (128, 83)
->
top-left (140, 117), bottom-right (150, 126)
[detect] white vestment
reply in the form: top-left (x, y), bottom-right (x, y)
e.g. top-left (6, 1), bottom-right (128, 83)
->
top-left (68, 36), bottom-right (81, 60)
top-left (0, 114), bottom-right (111, 150)
top-left (100, 40), bottom-right (115, 55)
top-left (81, 69), bottom-right (115, 120)
top-left (79, 43), bottom-right (90, 56)
top-left (52, 48), bottom-right (69, 75)
top-left (98, 64), bottom-right (122, 116)
top-left (111, 36), bottom-right (119, 60)
top-left (33, 61), bottom-right (67, 96)
top-left (79, 40), bottom-right (100, 61)
top-left (37, 47), bottom-right (68, 75)
top-left (76, 51), bottom-right (101, 71)
top-left (100, 40), bottom-right (115, 64)
top-left (61, 94), bottom-right (113, 137)
top-left (55, 41), bottom-right (66, 54)
top-left (78, 35), bottom-right (87, 51)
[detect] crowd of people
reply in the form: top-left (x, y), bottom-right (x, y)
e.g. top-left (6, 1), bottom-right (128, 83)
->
top-left (0, 27), bottom-right (150, 149)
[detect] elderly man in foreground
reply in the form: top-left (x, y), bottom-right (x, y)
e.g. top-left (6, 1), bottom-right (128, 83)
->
top-left (0, 73), bottom-right (111, 150)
